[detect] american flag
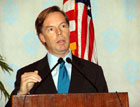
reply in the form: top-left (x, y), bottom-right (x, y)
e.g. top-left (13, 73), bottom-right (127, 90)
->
top-left (63, 0), bottom-right (98, 63)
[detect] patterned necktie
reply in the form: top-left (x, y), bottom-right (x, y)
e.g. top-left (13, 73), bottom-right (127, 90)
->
top-left (57, 60), bottom-right (70, 93)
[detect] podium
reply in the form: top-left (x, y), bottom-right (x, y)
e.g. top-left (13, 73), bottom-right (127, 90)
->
top-left (12, 92), bottom-right (129, 107)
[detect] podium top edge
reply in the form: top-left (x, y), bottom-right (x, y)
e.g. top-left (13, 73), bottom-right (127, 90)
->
top-left (13, 92), bottom-right (128, 97)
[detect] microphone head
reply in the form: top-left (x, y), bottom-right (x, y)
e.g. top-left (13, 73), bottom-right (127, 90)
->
top-left (58, 58), bottom-right (63, 63)
top-left (66, 57), bottom-right (72, 63)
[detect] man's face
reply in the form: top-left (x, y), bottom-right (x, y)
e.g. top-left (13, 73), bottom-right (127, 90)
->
top-left (39, 12), bottom-right (70, 57)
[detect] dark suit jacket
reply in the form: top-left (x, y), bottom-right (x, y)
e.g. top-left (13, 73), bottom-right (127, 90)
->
top-left (5, 55), bottom-right (108, 106)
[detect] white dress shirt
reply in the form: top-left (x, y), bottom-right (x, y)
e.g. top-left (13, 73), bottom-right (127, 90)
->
top-left (48, 51), bottom-right (72, 90)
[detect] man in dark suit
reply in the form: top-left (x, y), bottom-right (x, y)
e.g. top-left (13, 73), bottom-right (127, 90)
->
top-left (6, 6), bottom-right (108, 106)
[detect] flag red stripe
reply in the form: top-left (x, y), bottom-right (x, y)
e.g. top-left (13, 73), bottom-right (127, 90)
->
top-left (70, 31), bottom-right (77, 43)
top-left (74, 3), bottom-right (79, 57)
top-left (88, 19), bottom-right (94, 61)
top-left (63, 0), bottom-right (68, 4)
top-left (81, 5), bottom-right (88, 59)
top-left (65, 10), bottom-right (75, 20)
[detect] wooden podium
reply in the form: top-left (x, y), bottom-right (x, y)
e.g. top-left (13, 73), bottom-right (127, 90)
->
top-left (12, 92), bottom-right (129, 107)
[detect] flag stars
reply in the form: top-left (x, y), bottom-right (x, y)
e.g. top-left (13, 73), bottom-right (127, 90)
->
top-left (87, 5), bottom-right (91, 10)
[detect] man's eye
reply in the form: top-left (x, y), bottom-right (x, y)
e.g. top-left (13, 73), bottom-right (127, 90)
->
top-left (62, 24), bottom-right (66, 28)
top-left (61, 24), bottom-right (68, 28)
top-left (47, 27), bottom-right (54, 32)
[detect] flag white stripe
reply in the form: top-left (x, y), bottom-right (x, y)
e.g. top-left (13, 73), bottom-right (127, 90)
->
top-left (91, 39), bottom-right (97, 63)
top-left (69, 20), bottom-right (76, 32)
top-left (77, 3), bottom-right (84, 58)
top-left (63, 0), bottom-right (74, 12)
top-left (84, 16), bottom-right (90, 60)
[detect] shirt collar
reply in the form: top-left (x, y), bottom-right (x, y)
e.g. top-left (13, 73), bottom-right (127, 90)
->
top-left (48, 51), bottom-right (72, 69)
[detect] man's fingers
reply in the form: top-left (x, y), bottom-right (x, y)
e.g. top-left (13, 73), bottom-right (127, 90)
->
top-left (34, 70), bottom-right (38, 74)
top-left (22, 71), bottom-right (42, 82)
top-left (22, 75), bottom-right (41, 82)
top-left (22, 76), bottom-right (40, 83)
top-left (19, 70), bottom-right (42, 95)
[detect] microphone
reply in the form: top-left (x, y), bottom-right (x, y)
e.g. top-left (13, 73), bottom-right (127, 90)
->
top-left (66, 57), bottom-right (99, 92)
top-left (31, 58), bottom-right (63, 94)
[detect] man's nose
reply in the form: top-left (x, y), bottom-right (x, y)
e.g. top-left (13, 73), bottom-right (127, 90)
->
top-left (56, 27), bottom-right (62, 35)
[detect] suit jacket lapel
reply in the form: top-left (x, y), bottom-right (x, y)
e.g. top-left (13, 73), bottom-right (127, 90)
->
top-left (69, 55), bottom-right (85, 93)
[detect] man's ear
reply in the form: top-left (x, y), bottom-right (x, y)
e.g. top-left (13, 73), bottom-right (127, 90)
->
top-left (39, 33), bottom-right (46, 44)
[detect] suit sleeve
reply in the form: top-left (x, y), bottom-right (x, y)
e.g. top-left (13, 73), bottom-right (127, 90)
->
top-left (5, 69), bottom-right (23, 107)
top-left (95, 66), bottom-right (108, 92)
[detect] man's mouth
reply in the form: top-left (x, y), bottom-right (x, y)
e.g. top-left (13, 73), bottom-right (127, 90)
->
top-left (57, 40), bottom-right (65, 44)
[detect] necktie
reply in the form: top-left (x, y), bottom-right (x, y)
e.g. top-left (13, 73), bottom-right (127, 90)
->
top-left (57, 60), bottom-right (70, 93)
